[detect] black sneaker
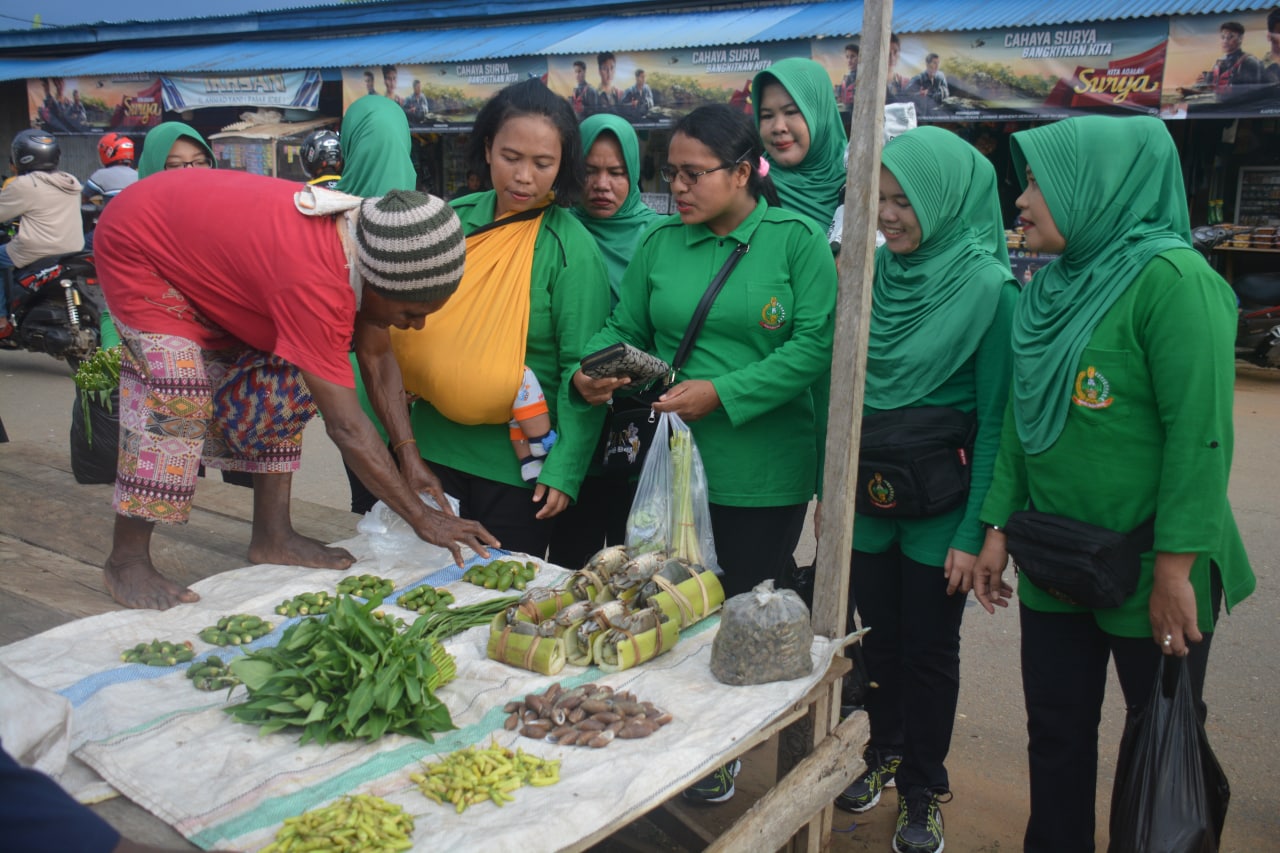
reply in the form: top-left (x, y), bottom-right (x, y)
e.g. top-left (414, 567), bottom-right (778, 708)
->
top-left (892, 789), bottom-right (951, 853)
top-left (834, 752), bottom-right (901, 813)
top-left (681, 759), bottom-right (742, 804)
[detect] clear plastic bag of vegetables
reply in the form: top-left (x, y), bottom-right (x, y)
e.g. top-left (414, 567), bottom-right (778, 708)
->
top-left (623, 411), bottom-right (718, 572)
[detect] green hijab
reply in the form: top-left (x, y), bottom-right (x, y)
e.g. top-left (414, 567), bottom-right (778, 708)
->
top-left (571, 114), bottom-right (662, 302)
top-left (334, 94), bottom-right (416, 197)
top-left (865, 126), bottom-right (1014, 409)
top-left (751, 58), bottom-right (847, 226)
top-left (137, 122), bottom-right (216, 179)
top-left (1009, 115), bottom-right (1191, 454)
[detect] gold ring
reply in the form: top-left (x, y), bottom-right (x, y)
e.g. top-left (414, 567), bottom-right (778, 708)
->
top-left (1162, 634), bottom-right (1173, 646)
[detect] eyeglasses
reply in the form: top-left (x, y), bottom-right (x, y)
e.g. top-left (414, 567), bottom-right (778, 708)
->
top-left (164, 157), bottom-right (212, 170)
top-left (659, 149), bottom-right (751, 186)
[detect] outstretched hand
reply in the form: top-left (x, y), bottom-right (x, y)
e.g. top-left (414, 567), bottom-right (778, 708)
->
top-left (412, 509), bottom-right (499, 567)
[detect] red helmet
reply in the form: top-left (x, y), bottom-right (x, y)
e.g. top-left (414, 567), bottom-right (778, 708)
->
top-left (98, 132), bottom-right (136, 167)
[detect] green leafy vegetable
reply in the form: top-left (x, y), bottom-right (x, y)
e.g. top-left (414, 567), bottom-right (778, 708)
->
top-left (226, 595), bottom-right (456, 745)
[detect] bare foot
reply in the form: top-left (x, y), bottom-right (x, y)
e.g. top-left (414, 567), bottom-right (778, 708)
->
top-left (248, 532), bottom-right (355, 570)
top-left (104, 557), bottom-right (200, 610)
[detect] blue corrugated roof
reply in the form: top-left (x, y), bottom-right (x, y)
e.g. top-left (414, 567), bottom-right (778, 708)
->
top-left (0, 0), bottom-right (1275, 81)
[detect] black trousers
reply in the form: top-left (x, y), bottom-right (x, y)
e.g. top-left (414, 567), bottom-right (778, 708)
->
top-left (1019, 573), bottom-right (1220, 853)
top-left (546, 473), bottom-right (637, 570)
top-left (429, 462), bottom-right (554, 558)
top-left (707, 502), bottom-right (807, 599)
top-left (849, 546), bottom-right (966, 798)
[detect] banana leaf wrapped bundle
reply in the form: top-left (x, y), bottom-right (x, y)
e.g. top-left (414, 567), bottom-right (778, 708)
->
top-left (592, 607), bottom-right (680, 673)
top-left (506, 586), bottom-right (584, 626)
top-left (641, 560), bottom-right (725, 629)
top-left (536, 600), bottom-right (596, 639)
top-left (486, 613), bottom-right (567, 675)
top-left (565, 599), bottom-right (630, 666)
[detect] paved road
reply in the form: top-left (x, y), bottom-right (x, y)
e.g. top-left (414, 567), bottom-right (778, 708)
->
top-left (2, 349), bottom-right (1277, 851)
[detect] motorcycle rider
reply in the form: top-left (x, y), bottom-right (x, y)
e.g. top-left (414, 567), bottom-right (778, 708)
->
top-left (83, 133), bottom-right (139, 253)
top-left (300, 128), bottom-right (343, 190)
top-left (85, 132), bottom-right (139, 203)
top-left (0, 130), bottom-right (85, 339)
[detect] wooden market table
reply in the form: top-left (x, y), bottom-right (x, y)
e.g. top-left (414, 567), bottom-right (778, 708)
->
top-left (1212, 244), bottom-right (1280, 283)
top-left (0, 440), bottom-right (866, 852)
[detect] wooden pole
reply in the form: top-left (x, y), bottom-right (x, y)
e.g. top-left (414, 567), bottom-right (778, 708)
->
top-left (706, 711), bottom-right (870, 853)
top-left (776, 2), bottom-right (893, 850)
top-left (811, 2), bottom-right (892, 643)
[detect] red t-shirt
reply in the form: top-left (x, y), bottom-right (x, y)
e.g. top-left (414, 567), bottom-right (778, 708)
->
top-left (96, 168), bottom-right (357, 388)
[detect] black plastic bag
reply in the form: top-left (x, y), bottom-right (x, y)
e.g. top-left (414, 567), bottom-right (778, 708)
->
top-left (1107, 656), bottom-right (1230, 853)
top-left (69, 387), bottom-right (119, 485)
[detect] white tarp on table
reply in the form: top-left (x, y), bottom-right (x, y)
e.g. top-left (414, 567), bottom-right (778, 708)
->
top-left (0, 534), bottom-right (842, 852)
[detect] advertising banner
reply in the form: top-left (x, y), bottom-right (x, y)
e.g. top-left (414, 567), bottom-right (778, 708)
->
top-left (1162, 10), bottom-right (1280, 119)
top-left (341, 57), bottom-right (549, 130)
top-left (811, 20), bottom-right (1169, 122)
top-left (28, 75), bottom-right (165, 133)
top-left (159, 71), bottom-right (322, 112)
top-left (545, 42), bottom-right (803, 128)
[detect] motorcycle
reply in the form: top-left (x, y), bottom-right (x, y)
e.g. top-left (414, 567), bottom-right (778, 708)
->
top-left (1192, 225), bottom-right (1280, 369)
top-left (1, 241), bottom-right (103, 371)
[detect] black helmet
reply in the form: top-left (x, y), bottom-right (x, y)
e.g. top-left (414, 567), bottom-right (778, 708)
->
top-left (11, 129), bottom-right (60, 173)
top-left (300, 129), bottom-right (342, 179)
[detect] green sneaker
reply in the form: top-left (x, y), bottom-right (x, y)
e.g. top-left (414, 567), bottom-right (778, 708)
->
top-left (834, 753), bottom-right (901, 813)
top-left (892, 789), bottom-right (951, 853)
top-left (681, 759), bottom-right (742, 804)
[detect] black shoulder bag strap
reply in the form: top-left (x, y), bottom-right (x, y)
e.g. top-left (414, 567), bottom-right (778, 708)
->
top-left (465, 205), bottom-right (545, 239)
top-left (666, 241), bottom-right (749, 385)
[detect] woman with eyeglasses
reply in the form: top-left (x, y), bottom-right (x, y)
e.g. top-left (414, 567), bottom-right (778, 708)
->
top-left (136, 122), bottom-right (215, 178)
top-left (574, 103), bottom-right (836, 803)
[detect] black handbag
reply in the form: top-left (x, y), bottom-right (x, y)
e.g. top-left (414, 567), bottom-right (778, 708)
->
top-left (1003, 509), bottom-right (1156, 609)
top-left (599, 242), bottom-right (748, 476)
top-left (855, 406), bottom-right (977, 518)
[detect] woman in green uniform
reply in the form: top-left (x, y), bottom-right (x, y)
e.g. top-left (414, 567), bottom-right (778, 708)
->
top-left (833, 127), bottom-right (1017, 853)
top-left (972, 115), bottom-right (1255, 852)
top-left (398, 79), bottom-right (610, 557)
top-left (574, 103), bottom-right (836, 804)
top-left (547, 114), bottom-right (663, 570)
top-left (751, 57), bottom-right (847, 231)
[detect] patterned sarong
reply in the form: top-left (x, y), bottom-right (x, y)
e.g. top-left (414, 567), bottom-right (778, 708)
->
top-left (113, 323), bottom-right (317, 524)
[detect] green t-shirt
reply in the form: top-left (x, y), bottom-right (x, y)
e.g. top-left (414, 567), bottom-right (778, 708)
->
top-left (854, 280), bottom-right (1017, 564)
top-left (981, 250), bottom-right (1255, 637)
top-left (584, 199), bottom-right (837, 507)
top-left (408, 196), bottom-right (611, 502)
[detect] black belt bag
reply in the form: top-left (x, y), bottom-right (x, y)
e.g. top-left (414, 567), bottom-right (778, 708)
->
top-left (855, 406), bottom-right (977, 518)
top-left (1003, 510), bottom-right (1156, 609)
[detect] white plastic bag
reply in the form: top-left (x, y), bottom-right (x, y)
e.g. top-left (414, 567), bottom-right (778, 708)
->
top-left (356, 491), bottom-right (462, 571)
top-left (624, 412), bottom-right (719, 571)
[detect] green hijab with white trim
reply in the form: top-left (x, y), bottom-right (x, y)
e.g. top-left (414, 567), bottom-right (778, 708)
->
top-left (751, 58), bottom-right (846, 227)
top-left (335, 94), bottom-right (416, 197)
top-left (864, 126), bottom-right (1014, 409)
top-left (137, 122), bottom-right (216, 179)
top-left (572, 114), bottom-right (662, 303)
top-left (1009, 115), bottom-right (1191, 454)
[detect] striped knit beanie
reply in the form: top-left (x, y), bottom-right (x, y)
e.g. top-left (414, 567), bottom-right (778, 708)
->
top-left (355, 190), bottom-right (465, 301)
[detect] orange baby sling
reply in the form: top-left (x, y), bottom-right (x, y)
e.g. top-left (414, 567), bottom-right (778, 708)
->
top-left (390, 207), bottom-right (544, 425)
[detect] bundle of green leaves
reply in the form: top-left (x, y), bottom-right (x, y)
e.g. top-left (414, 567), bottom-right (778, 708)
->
top-left (227, 595), bottom-right (455, 745)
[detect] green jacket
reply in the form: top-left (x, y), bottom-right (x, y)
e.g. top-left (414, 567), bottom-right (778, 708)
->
top-left (584, 199), bottom-right (837, 507)
top-left (409, 194), bottom-right (611, 501)
top-left (855, 280), bottom-right (1018, 564)
top-left (981, 250), bottom-right (1255, 637)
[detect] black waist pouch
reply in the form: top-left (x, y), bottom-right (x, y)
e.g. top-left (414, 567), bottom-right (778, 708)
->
top-left (1004, 510), bottom-right (1156, 609)
top-left (855, 406), bottom-right (977, 518)
top-left (600, 386), bottom-right (664, 476)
